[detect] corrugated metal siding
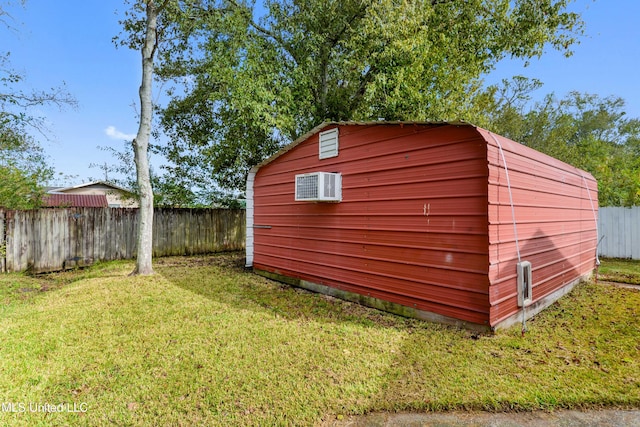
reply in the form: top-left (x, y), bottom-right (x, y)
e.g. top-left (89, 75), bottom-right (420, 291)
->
top-left (253, 124), bottom-right (491, 325)
top-left (598, 207), bottom-right (640, 259)
top-left (482, 130), bottom-right (598, 326)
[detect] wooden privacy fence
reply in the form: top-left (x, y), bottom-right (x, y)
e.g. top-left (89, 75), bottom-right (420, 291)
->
top-left (0, 208), bottom-right (245, 273)
top-left (598, 206), bottom-right (640, 259)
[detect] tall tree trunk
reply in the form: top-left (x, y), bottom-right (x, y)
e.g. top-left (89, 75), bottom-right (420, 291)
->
top-left (131, 0), bottom-right (158, 276)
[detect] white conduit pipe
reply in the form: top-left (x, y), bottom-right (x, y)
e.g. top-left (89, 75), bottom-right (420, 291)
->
top-left (491, 135), bottom-right (522, 265)
top-left (489, 132), bottom-right (527, 333)
top-left (581, 174), bottom-right (600, 267)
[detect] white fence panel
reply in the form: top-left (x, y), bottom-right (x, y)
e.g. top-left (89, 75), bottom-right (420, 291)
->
top-left (598, 207), bottom-right (640, 259)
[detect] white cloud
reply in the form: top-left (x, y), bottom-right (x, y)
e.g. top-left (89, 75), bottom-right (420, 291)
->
top-left (105, 126), bottom-right (136, 141)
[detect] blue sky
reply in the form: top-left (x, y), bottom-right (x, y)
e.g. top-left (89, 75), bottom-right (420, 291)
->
top-left (3, 0), bottom-right (640, 184)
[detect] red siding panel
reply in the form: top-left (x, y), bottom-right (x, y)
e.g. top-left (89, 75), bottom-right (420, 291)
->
top-left (480, 129), bottom-right (598, 326)
top-left (253, 124), bottom-right (491, 325)
top-left (250, 123), bottom-right (597, 329)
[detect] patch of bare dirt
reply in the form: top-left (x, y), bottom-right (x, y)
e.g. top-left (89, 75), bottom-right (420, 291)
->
top-left (154, 251), bottom-right (246, 270)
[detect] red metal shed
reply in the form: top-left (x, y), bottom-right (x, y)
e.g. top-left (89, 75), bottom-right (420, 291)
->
top-left (246, 122), bottom-right (598, 330)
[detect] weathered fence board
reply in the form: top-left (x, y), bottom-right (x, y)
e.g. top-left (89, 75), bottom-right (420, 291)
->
top-left (0, 208), bottom-right (245, 273)
top-left (598, 207), bottom-right (640, 259)
top-left (0, 210), bottom-right (5, 273)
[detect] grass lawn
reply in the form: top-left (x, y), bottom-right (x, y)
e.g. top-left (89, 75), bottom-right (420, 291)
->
top-left (597, 258), bottom-right (640, 285)
top-left (0, 254), bottom-right (638, 426)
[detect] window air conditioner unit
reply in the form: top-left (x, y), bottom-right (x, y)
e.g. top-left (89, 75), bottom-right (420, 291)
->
top-left (295, 172), bottom-right (342, 202)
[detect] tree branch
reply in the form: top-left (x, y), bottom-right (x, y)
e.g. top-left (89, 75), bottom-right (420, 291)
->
top-left (224, 0), bottom-right (300, 65)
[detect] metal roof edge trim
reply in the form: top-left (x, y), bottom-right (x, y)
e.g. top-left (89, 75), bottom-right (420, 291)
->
top-left (53, 180), bottom-right (134, 194)
top-left (476, 127), bottom-right (597, 183)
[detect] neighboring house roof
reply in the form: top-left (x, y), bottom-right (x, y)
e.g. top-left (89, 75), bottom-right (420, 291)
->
top-left (49, 180), bottom-right (133, 194)
top-left (42, 194), bottom-right (109, 208)
top-left (46, 180), bottom-right (138, 208)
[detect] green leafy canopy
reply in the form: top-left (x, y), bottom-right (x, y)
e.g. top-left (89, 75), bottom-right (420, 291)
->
top-left (484, 79), bottom-right (640, 207)
top-left (0, 124), bottom-right (53, 208)
top-left (148, 0), bottom-right (584, 194)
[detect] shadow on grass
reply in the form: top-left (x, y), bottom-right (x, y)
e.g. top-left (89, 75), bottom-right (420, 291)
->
top-left (153, 251), bottom-right (463, 332)
top-left (5, 251), bottom-right (636, 423)
top-left (154, 250), bottom-right (640, 414)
